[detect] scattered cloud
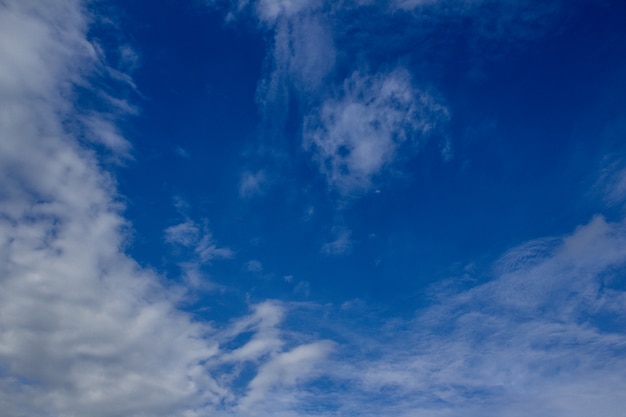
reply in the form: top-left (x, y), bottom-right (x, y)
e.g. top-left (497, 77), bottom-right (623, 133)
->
top-left (237, 340), bottom-right (336, 413)
top-left (214, 0), bottom-right (570, 198)
top-left (4, 1), bottom-right (624, 417)
top-left (314, 214), bottom-right (626, 417)
top-left (304, 69), bottom-right (449, 193)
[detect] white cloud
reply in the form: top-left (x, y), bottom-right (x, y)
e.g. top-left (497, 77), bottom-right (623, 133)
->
top-left (0, 1), bottom-right (227, 415)
top-left (305, 69), bottom-right (449, 193)
top-left (238, 340), bottom-right (335, 412)
top-left (215, 0), bottom-right (565, 200)
top-left (165, 220), bottom-right (234, 263)
top-left (219, 302), bottom-right (286, 364)
top-left (219, 0), bottom-right (320, 25)
top-left (80, 112), bottom-right (133, 155)
top-left (5, 1), bottom-right (623, 416)
top-left (196, 233), bottom-right (235, 262)
top-left (212, 302), bottom-right (336, 417)
top-left (254, 6), bottom-right (336, 135)
top-left (165, 220), bottom-right (201, 246)
top-left (316, 214), bottom-right (626, 417)
top-left (0, 2), bottom-right (338, 416)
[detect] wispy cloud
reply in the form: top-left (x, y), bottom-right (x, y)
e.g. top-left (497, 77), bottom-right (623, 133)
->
top-left (210, 302), bottom-right (336, 416)
top-left (237, 340), bottom-right (336, 413)
top-left (214, 0), bottom-right (570, 198)
top-left (165, 219), bottom-right (234, 263)
top-left (314, 214), bottom-right (626, 417)
top-left (4, 1), bottom-right (623, 417)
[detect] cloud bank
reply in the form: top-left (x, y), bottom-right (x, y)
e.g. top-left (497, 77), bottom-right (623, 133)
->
top-left (0, 1), bottom-right (222, 415)
top-left (0, 2), bottom-right (331, 416)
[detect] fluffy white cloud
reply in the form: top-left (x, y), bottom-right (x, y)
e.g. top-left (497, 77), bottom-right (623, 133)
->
top-left (304, 69), bottom-right (449, 193)
top-left (0, 2), bottom-right (333, 416)
top-left (0, 1), bottom-right (228, 415)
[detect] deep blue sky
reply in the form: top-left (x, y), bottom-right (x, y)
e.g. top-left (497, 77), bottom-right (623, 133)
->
top-left (2, 1), bottom-right (626, 416)
top-left (113, 0), bottom-right (626, 309)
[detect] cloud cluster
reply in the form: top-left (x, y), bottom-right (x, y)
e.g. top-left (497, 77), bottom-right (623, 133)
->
top-left (219, 0), bottom-right (564, 197)
top-left (304, 69), bottom-right (448, 193)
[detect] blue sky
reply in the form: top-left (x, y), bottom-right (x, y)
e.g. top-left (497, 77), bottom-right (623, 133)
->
top-left (1, 0), bottom-right (626, 416)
